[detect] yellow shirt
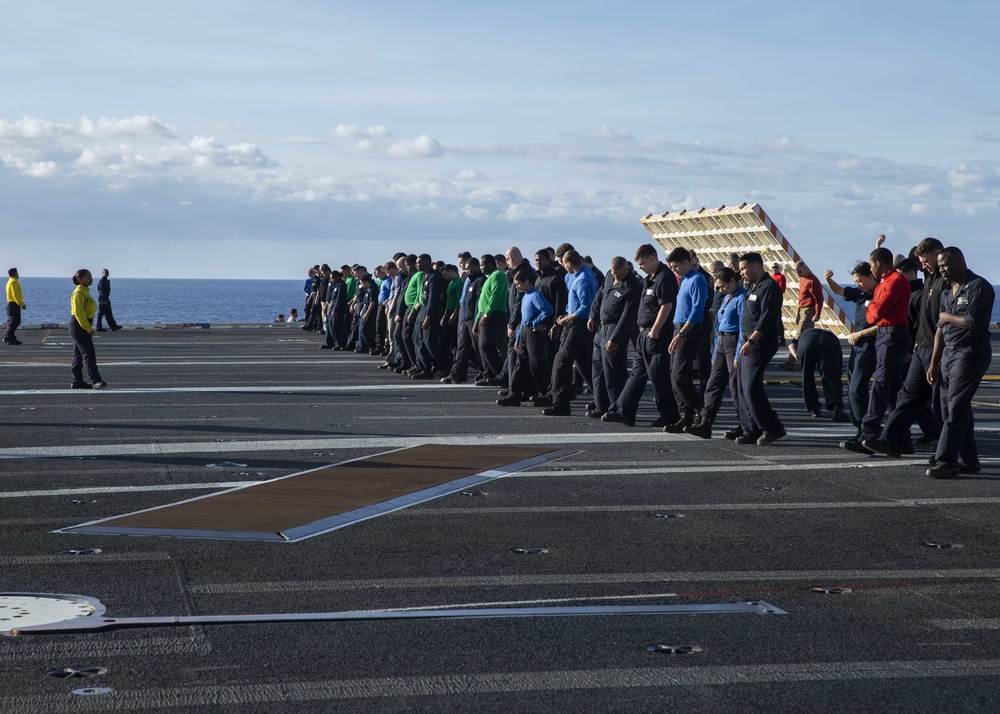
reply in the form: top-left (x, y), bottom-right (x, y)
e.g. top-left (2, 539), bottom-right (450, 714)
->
top-left (5, 277), bottom-right (25, 307)
top-left (71, 285), bottom-right (98, 333)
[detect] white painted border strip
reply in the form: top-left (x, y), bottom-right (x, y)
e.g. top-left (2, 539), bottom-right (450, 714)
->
top-left (192, 568), bottom-right (1000, 595)
top-left (0, 432), bottom-right (690, 459)
top-left (5, 659), bottom-right (1000, 709)
top-left (55, 447), bottom-right (570, 542)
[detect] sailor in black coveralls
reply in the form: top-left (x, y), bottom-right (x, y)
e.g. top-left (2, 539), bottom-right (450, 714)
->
top-left (734, 252), bottom-right (786, 445)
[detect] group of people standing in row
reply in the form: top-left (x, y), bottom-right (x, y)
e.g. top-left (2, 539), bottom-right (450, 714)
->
top-left (302, 238), bottom-right (994, 479)
top-left (5, 267), bottom-right (121, 388)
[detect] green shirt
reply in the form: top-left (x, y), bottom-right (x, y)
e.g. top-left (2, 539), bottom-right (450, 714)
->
top-left (344, 276), bottom-right (357, 301)
top-left (404, 270), bottom-right (423, 308)
top-left (476, 270), bottom-right (508, 322)
top-left (446, 277), bottom-right (464, 311)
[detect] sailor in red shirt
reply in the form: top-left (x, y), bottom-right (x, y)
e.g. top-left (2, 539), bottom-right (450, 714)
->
top-left (841, 246), bottom-right (912, 453)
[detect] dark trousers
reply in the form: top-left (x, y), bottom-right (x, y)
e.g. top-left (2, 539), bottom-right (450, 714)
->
top-left (69, 320), bottom-right (102, 383)
top-left (5, 302), bottom-right (21, 342)
top-left (304, 299), bottom-right (322, 331)
top-left (671, 323), bottom-right (704, 416)
top-left (477, 313), bottom-right (507, 378)
top-left (415, 309), bottom-right (447, 373)
top-left (847, 340), bottom-right (876, 434)
top-left (697, 319), bottom-right (713, 396)
top-left (591, 324), bottom-right (630, 414)
top-left (738, 337), bottom-right (782, 434)
top-left (882, 346), bottom-right (942, 446)
top-left (375, 305), bottom-right (389, 350)
top-left (702, 333), bottom-right (739, 422)
top-left (392, 318), bottom-right (410, 367)
top-left (401, 316), bottom-right (419, 368)
top-left (345, 312), bottom-right (361, 350)
top-left (935, 341), bottom-right (992, 467)
top-left (451, 319), bottom-right (480, 381)
top-left (359, 313), bottom-right (376, 352)
top-left (96, 299), bottom-right (119, 330)
top-left (860, 328), bottom-right (909, 440)
top-left (549, 321), bottom-right (593, 405)
top-left (615, 328), bottom-right (679, 422)
top-left (798, 329), bottom-right (843, 412)
top-left (324, 311), bottom-right (349, 348)
top-left (510, 328), bottom-right (551, 399)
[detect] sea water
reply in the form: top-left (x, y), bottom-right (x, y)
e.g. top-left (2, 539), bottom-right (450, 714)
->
top-left (14, 277), bottom-right (309, 325)
top-left (10, 277), bottom-right (1000, 326)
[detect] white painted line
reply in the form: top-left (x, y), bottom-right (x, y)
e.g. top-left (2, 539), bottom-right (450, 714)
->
top-left (0, 482), bottom-right (259, 498)
top-left (6, 660), bottom-right (1000, 708)
top-left (3, 635), bottom-right (208, 662)
top-left (0, 360), bottom-right (380, 368)
top-left (413, 496), bottom-right (1000, 514)
top-left (932, 619), bottom-right (1000, 630)
top-left (511, 461), bottom-right (890, 477)
top-left (0, 383), bottom-right (470, 396)
top-left (0, 432), bottom-right (681, 460)
top-left (0, 552), bottom-right (171, 566)
top-left (191, 568), bottom-right (1000, 595)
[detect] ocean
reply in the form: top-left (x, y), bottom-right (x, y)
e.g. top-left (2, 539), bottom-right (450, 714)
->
top-left (13, 277), bottom-right (309, 325)
top-left (9, 277), bottom-right (1000, 326)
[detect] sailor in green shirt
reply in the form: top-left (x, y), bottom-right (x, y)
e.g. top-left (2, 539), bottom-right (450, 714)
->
top-left (473, 254), bottom-right (508, 385)
top-left (401, 258), bottom-right (424, 374)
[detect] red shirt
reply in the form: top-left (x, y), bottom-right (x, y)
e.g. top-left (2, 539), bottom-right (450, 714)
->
top-left (772, 273), bottom-right (787, 293)
top-left (797, 273), bottom-right (823, 308)
top-left (865, 270), bottom-right (911, 327)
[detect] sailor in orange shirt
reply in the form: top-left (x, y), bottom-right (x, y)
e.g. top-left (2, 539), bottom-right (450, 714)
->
top-left (841, 247), bottom-right (910, 453)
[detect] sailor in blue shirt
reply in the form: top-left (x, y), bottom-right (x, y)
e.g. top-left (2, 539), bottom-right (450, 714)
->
top-left (925, 246), bottom-right (995, 478)
top-left (686, 267), bottom-right (745, 439)
top-left (538, 250), bottom-right (597, 416)
top-left (499, 269), bottom-right (555, 406)
top-left (664, 247), bottom-right (708, 432)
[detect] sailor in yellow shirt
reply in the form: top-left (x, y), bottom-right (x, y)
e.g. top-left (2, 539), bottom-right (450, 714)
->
top-left (5, 267), bottom-right (27, 345)
top-left (69, 269), bottom-right (107, 389)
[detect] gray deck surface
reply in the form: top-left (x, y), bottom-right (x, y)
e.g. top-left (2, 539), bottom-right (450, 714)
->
top-left (2, 326), bottom-right (1000, 712)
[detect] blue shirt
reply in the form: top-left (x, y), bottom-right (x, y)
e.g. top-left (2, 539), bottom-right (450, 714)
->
top-left (516, 288), bottom-right (554, 341)
top-left (673, 269), bottom-right (708, 324)
top-left (378, 276), bottom-right (392, 305)
top-left (715, 286), bottom-right (747, 361)
top-left (566, 268), bottom-right (598, 320)
top-left (303, 278), bottom-right (313, 295)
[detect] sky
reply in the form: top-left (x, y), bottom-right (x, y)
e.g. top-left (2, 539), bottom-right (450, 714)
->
top-left (2, 0), bottom-right (999, 280)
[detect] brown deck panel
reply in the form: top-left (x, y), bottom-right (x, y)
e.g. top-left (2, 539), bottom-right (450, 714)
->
top-left (92, 445), bottom-right (555, 534)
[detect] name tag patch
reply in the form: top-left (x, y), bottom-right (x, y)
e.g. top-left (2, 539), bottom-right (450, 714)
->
top-left (614, 291), bottom-right (623, 298)
top-left (957, 297), bottom-right (969, 305)
top-left (748, 294), bottom-right (758, 301)
top-left (646, 288), bottom-right (654, 296)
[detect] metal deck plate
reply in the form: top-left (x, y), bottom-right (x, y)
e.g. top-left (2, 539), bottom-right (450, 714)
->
top-left (55, 445), bottom-right (564, 542)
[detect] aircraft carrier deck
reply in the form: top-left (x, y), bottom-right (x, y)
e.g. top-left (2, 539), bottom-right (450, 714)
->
top-left (2, 325), bottom-right (1000, 712)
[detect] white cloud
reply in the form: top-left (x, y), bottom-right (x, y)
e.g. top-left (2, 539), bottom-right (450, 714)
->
top-left (906, 183), bottom-right (933, 197)
top-left (332, 124), bottom-right (391, 139)
top-left (753, 137), bottom-right (805, 151)
top-left (910, 203), bottom-right (930, 214)
top-left (461, 205), bottom-right (490, 219)
top-left (0, 115), bottom-right (174, 141)
top-left (386, 134), bottom-right (442, 158)
top-left (589, 126), bottom-right (636, 142)
top-left (78, 115), bottom-right (175, 139)
top-left (455, 168), bottom-right (486, 181)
